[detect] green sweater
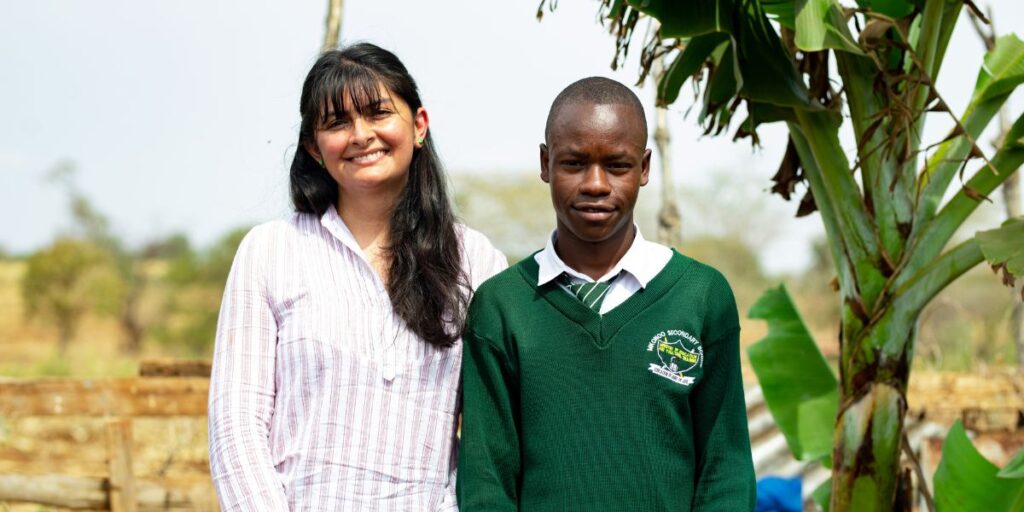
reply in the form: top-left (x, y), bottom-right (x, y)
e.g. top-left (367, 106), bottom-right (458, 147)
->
top-left (457, 251), bottom-right (755, 511)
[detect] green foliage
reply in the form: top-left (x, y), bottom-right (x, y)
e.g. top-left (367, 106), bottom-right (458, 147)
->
top-left (914, 44), bottom-right (1024, 266)
top-left (33, 355), bottom-right (73, 377)
top-left (812, 477), bottom-right (832, 511)
top-left (975, 34), bottom-right (1024, 102)
top-left (1000, 448), bottom-right (1024, 479)
top-left (155, 227), bottom-right (249, 355)
top-left (856, 0), bottom-right (916, 18)
top-left (140, 233), bottom-right (192, 260)
top-left (933, 420), bottom-right (1024, 511)
top-left (792, 0), bottom-right (862, 54)
top-left (748, 284), bottom-right (837, 462)
top-left (977, 217), bottom-right (1024, 279)
top-left (48, 163), bottom-right (154, 352)
top-left (21, 238), bottom-right (124, 350)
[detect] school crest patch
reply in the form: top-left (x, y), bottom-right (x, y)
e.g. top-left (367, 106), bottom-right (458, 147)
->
top-left (646, 330), bottom-right (703, 387)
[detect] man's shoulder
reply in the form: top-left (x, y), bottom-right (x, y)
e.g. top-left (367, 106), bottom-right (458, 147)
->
top-left (474, 254), bottom-right (540, 302)
top-left (664, 251), bottom-right (732, 291)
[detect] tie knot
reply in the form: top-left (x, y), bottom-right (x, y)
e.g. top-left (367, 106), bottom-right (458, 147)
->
top-left (559, 273), bottom-right (618, 312)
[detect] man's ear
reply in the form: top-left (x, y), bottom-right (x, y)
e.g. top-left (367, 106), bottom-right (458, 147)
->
top-left (639, 148), bottom-right (652, 186)
top-left (539, 143), bottom-right (551, 184)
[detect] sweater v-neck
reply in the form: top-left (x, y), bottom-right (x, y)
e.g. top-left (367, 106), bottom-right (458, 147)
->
top-left (517, 250), bottom-right (693, 349)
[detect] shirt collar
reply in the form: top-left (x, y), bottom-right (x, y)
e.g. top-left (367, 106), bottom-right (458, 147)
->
top-left (535, 226), bottom-right (663, 288)
top-left (320, 206), bottom-right (364, 256)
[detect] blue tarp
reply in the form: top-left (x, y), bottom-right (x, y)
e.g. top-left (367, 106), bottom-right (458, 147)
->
top-left (755, 476), bottom-right (803, 512)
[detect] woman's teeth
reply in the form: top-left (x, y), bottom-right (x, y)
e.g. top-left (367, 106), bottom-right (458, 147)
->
top-left (350, 150), bottom-right (387, 163)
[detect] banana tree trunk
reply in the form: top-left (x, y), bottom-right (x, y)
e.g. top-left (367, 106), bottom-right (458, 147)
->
top-left (831, 378), bottom-right (909, 510)
top-left (831, 302), bottom-right (919, 511)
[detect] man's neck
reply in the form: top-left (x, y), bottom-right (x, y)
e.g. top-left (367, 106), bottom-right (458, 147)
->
top-left (554, 223), bottom-right (635, 281)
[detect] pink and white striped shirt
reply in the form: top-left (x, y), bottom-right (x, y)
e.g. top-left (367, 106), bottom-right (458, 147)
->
top-left (208, 208), bottom-right (507, 511)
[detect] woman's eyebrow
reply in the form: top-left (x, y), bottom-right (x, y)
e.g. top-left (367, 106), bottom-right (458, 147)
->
top-left (363, 98), bottom-right (395, 109)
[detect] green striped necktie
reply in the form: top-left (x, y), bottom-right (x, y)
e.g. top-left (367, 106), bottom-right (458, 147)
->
top-left (558, 273), bottom-right (619, 312)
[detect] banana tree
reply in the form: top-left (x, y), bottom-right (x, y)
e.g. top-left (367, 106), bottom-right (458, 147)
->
top-left (542, 0), bottom-right (1024, 509)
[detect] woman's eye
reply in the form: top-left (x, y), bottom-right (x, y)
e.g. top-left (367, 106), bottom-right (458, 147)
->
top-left (326, 118), bottom-right (349, 128)
top-left (372, 109), bottom-right (392, 119)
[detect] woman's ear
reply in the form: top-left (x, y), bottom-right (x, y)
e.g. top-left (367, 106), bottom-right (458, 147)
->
top-left (304, 141), bottom-right (323, 166)
top-left (414, 107), bottom-right (430, 147)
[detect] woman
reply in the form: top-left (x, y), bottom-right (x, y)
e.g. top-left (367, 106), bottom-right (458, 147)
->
top-left (208, 43), bottom-right (507, 510)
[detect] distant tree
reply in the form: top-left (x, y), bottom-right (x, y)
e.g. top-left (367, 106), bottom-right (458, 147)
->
top-left (155, 227), bottom-right (249, 355)
top-left (140, 233), bottom-right (192, 260)
top-left (48, 162), bottom-right (150, 353)
top-left (21, 238), bottom-right (123, 353)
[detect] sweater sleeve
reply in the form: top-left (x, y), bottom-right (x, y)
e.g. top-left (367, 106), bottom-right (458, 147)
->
top-left (457, 326), bottom-right (520, 511)
top-left (207, 227), bottom-right (289, 510)
top-left (690, 275), bottom-right (756, 511)
top-left (443, 227), bottom-right (510, 509)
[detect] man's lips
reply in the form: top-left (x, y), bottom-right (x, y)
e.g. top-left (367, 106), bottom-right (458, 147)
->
top-left (572, 203), bottom-right (617, 221)
top-left (573, 203), bottom-right (616, 213)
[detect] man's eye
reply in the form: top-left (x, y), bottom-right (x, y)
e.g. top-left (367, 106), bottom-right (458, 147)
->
top-left (562, 160), bottom-right (583, 167)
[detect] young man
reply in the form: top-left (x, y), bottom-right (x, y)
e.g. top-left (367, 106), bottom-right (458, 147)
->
top-left (458, 77), bottom-right (755, 511)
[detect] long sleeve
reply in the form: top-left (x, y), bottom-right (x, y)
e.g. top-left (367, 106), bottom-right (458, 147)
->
top-left (443, 228), bottom-right (510, 510)
top-left (208, 228), bottom-right (288, 510)
top-left (690, 278), bottom-right (756, 511)
top-left (457, 328), bottom-right (520, 511)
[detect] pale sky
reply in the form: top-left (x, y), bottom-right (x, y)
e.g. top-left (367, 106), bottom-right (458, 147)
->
top-left (2, 1), bottom-right (1021, 273)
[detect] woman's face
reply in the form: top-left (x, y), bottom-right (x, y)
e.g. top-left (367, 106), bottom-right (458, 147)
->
top-left (309, 84), bottom-right (428, 198)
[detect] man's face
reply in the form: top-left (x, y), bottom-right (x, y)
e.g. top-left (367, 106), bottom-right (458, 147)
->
top-left (540, 102), bottom-right (650, 248)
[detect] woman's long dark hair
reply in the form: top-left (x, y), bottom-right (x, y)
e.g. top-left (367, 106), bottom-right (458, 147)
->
top-left (290, 43), bottom-right (469, 348)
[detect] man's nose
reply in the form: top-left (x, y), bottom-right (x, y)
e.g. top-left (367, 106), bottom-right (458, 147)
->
top-left (580, 164), bottom-right (611, 196)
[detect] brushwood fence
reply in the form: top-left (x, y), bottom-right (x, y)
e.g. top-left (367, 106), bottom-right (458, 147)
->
top-left (0, 360), bottom-right (213, 511)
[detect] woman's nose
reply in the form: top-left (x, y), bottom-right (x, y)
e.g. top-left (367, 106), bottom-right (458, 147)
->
top-left (350, 117), bottom-right (373, 145)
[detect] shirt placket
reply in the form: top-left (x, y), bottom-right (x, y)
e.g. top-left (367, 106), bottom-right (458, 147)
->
top-left (379, 302), bottom-right (403, 381)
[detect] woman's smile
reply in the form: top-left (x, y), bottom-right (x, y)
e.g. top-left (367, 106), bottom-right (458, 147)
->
top-left (346, 148), bottom-right (390, 165)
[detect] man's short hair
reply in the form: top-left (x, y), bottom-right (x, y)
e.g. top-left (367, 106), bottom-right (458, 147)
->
top-left (545, 77), bottom-right (648, 142)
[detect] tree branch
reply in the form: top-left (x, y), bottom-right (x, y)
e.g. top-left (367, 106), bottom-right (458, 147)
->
top-left (793, 109), bottom-right (885, 301)
top-left (788, 123), bottom-right (852, 293)
top-left (903, 110), bottom-right (1024, 282)
top-left (895, 238), bottom-right (984, 316)
top-left (321, 0), bottom-right (344, 53)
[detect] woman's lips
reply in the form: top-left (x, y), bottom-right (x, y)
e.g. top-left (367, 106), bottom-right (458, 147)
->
top-left (345, 148), bottom-right (389, 164)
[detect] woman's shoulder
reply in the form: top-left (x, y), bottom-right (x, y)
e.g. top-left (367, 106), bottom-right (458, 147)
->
top-left (455, 223), bottom-right (495, 250)
top-left (455, 224), bottom-right (509, 289)
top-left (241, 212), bottom-right (324, 244)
